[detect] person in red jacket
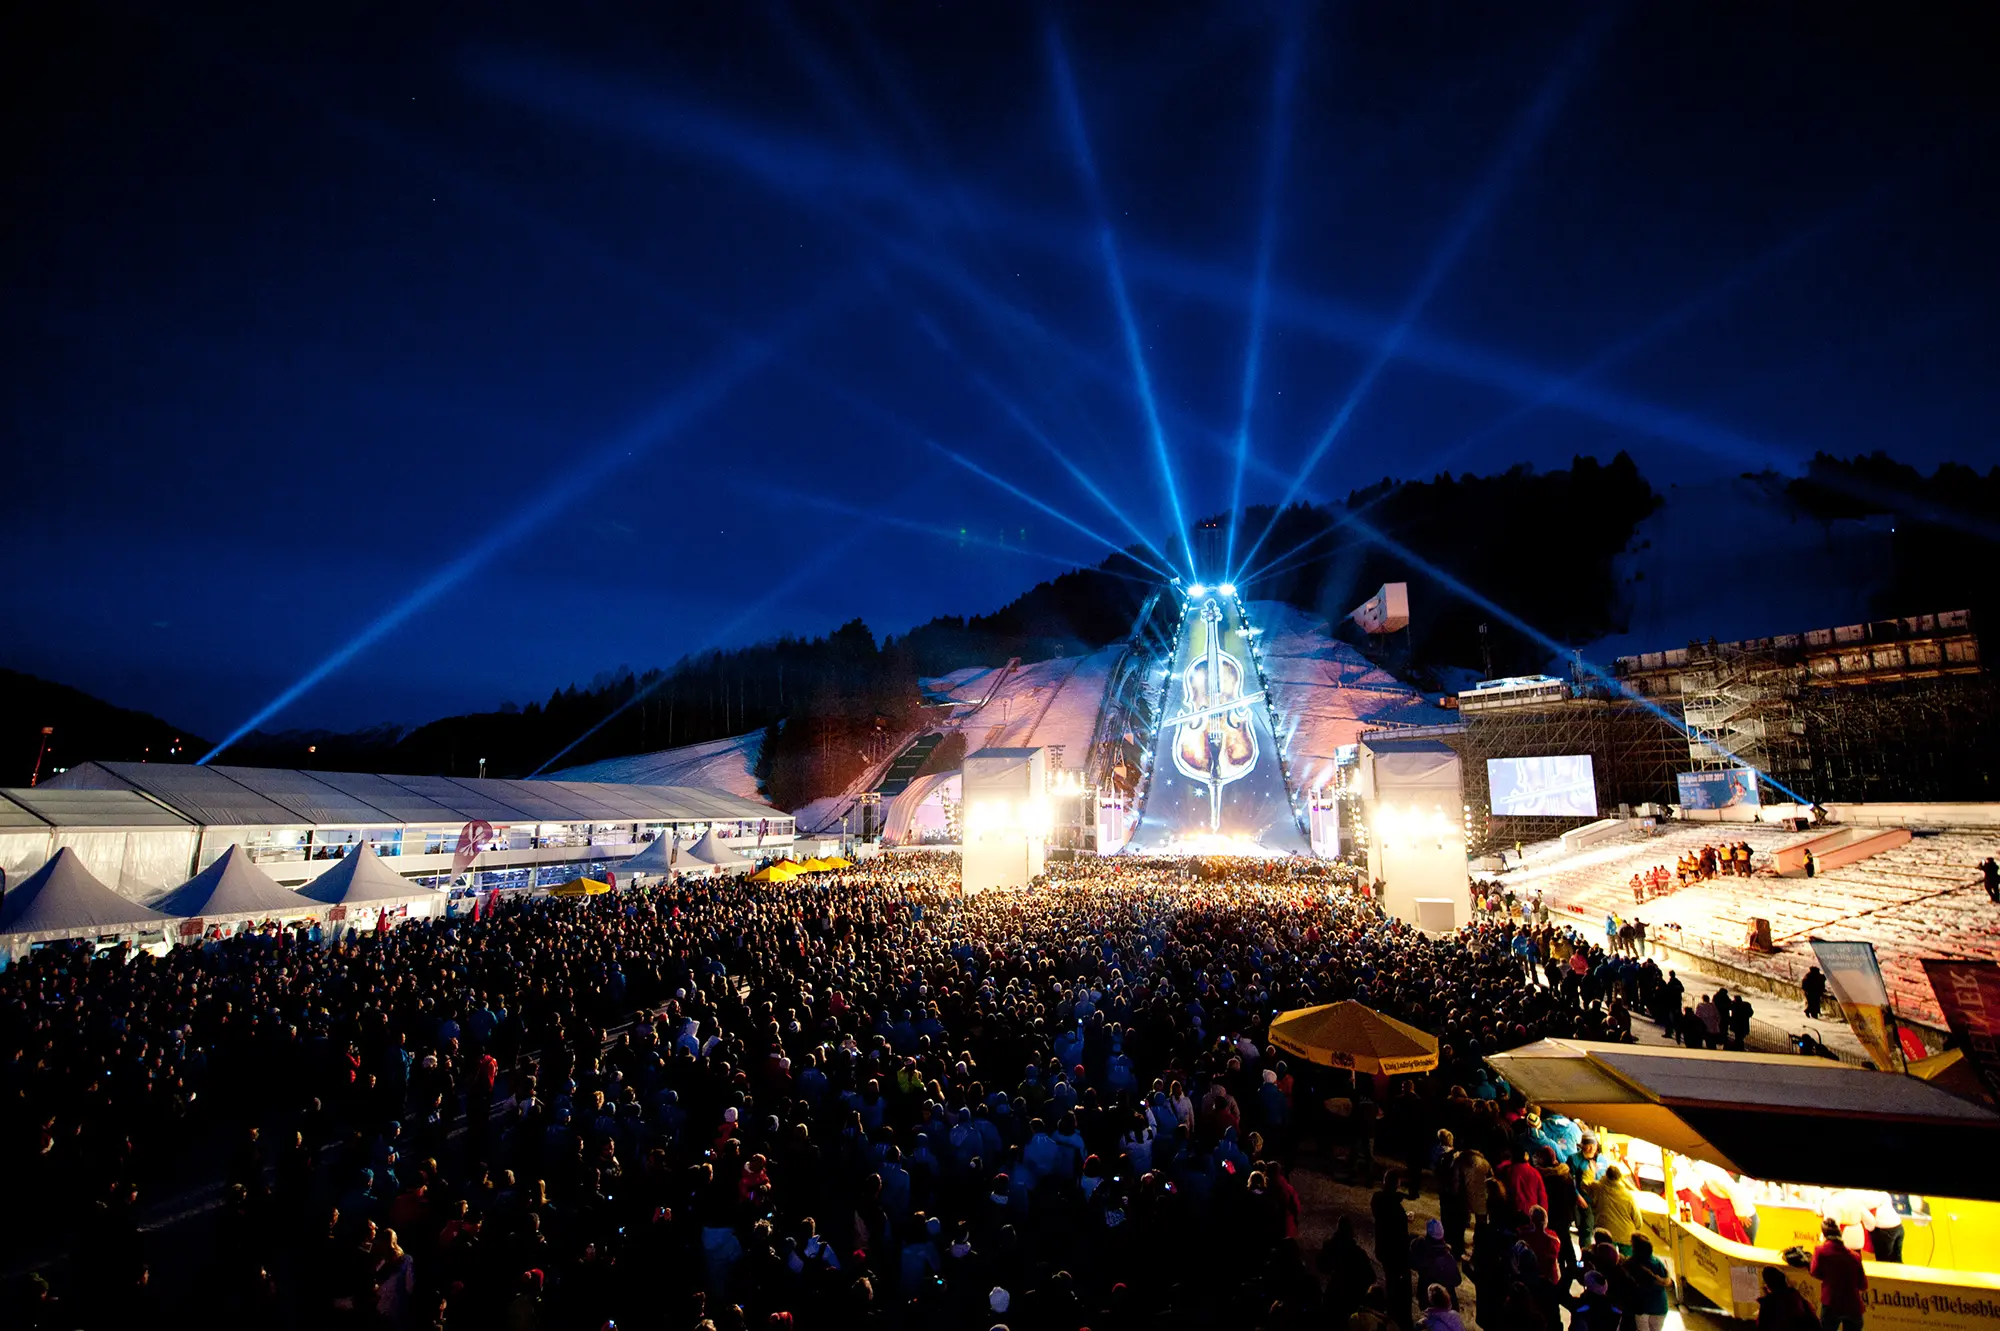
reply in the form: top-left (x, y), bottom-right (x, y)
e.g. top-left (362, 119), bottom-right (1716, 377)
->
top-left (1519, 1206), bottom-right (1563, 1284)
top-left (1501, 1149), bottom-right (1549, 1220)
top-left (1811, 1217), bottom-right (1869, 1331)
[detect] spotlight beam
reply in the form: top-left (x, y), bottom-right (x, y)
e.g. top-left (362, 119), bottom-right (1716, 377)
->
top-left (1046, 23), bottom-right (1197, 580)
top-left (198, 298), bottom-right (833, 764)
top-left (771, 346), bottom-right (1176, 581)
top-left (531, 533), bottom-right (865, 776)
top-left (1398, 175), bottom-right (1918, 487)
top-left (1225, 5), bottom-right (1304, 580)
top-left (913, 314), bottom-right (1179, 575)
top-left (770, 489), bottom-right (1159, 584)
top-left (466, 49), bottom-right (1808, 483)
top-left (1341, 507), bottom-right (1811, 803)
top-left (1234, 1), bottom-right (1625, 583)
top-left (930, 442), bottom-right (1176, 582)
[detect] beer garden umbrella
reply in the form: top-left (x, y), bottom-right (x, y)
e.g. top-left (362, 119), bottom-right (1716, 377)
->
top-left (1267, 1000), bottom-right (1440, 1075)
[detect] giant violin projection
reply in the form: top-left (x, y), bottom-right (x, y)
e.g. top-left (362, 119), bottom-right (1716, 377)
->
top-left (1172, 598), bottom-right (1263, 831)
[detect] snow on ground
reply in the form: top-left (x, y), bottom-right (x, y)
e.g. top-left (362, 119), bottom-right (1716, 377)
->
top-left (1499, 822), bottom-right (2000, 1027)
top-left (921, 644), bottom-right (1124, 765)
top-left (547, 730), bottom-right (764, 800)
top-left (1250, 600), bottom-right (1456, 793)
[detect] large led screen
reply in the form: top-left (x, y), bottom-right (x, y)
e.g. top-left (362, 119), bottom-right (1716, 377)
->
top-left (1486, 755), bottom-right (1598, 817)
top-left (1125, 595), bottom-right (1311, 854)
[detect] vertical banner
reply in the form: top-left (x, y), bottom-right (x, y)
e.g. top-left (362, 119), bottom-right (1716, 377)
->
top-left (1920, 959), bottom-right (2000, 1100)
top-left (1810, 938), bottom-right (1906, 1072)
top-left (454, 819), bottom-right (496, 875)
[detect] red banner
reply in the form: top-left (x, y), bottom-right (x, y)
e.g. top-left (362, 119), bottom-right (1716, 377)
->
top-left (1920, 958), bottom-right (2000, 1101)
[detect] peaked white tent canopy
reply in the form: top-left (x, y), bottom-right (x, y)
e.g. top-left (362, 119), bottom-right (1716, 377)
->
top-left (297, 842), bottom-right (441, 908)
top-left (0, 847), bottom-right (171, 943)
top-left (683, 829), bottom-right (750, 874)
top-left (616, 829), bottom-right (747, 878)
top-left (616, 836), bottom-right (675, 876)
top-left (152, 845), bottom-right (315, 922)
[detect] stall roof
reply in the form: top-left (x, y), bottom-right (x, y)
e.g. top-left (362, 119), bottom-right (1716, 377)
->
top-left (1, 786), bottom-right (191, 828)
top-left (40, 763), bottom-right (787, 829)
top-left (1488, 1039), bottom-right (2000, 1199)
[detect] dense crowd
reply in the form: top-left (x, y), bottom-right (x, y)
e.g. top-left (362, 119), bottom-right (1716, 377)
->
top-left (4, 851), bottom-right (1672, 1330)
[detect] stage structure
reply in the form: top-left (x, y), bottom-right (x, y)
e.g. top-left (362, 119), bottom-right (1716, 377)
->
top-left (961, 747), bottom-right (1048, 892)
top-left (1615, 609), bottom-right (1995, 804)
top-left (1126, 589), bottom-right (1311, 855)
top-left (1357, 736), bottom-right (1467, 929)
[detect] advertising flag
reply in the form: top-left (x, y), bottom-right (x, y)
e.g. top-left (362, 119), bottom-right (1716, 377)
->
top-left (453, 819), bottom-right (496, 875)
top-left (1920, 959), bottom-right (2000, 1100)
top-left (1810, 938), bottom-right (1905, 1072)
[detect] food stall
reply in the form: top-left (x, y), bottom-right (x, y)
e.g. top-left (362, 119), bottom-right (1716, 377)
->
top-left (1487, 1040), bottom-right (2000, 1331)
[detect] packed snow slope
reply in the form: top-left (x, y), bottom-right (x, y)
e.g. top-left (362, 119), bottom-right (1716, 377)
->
top-left (546, 730), bottom-right (764, 801)
top-left (1251, 600), bottom-right (1456, 794)
top-left (551, 609), bottom-right (1446, 828)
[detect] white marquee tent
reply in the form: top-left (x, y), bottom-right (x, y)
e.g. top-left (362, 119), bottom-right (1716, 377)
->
top-left (297, 842), bottom-right (443, 911)
top-left (151, 845), bottom-right (317, 923)
top-left (0, 846), bottom-right (171, 947)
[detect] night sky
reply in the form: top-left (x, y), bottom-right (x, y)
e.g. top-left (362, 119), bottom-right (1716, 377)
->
top-left (6, 1), bottom-right (1995, 739)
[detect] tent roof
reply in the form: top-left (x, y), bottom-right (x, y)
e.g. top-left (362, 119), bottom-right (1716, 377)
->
top-left (617, 838), bottom-right (676, 874)
top-left (1488, 1039), bottom-right (2000, 1198)
top-left (0, 847), bottom-right (170, 940)
top-left (296, 843), bottom-right (438, 906)
top-left (44, 762), bottom-right (789, 829)
top-left (0, 786), bottom-right (191, 828)
top-left (151, 845), bottom-right (315, 920)
top-left (684, 830), bottom-right (749, 872)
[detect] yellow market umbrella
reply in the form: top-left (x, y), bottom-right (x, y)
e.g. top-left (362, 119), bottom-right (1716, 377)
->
top-left (549, 877), bottom-right (611, 897)
top-left (800, 857), bottom-right (835, 872)
top-left (748, 863), bottom-right (799, 883)
top-left (823, 856), bottom-right (854, 869)
top-left (1268, 1000), bottom-right (1439, 1075)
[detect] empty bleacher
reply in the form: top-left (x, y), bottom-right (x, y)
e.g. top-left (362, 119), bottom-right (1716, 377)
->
top-left (1507, 823), bottom-right (2000, 1027)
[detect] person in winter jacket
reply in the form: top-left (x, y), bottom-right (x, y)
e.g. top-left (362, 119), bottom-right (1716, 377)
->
top-left (1585, 1167), bottom-right (1642, 1252)
top-left (1409, 1219), bottom-right (1461, 1306)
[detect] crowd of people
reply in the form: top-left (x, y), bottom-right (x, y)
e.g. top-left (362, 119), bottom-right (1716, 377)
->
top-left (0, 851), bottom-right (1732, 1329)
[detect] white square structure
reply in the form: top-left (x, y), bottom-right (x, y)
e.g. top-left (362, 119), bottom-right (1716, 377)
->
top-left (961, 747), bottom-right (1048, 894)
top-left (1360, 737), bottom-right (1466, 929)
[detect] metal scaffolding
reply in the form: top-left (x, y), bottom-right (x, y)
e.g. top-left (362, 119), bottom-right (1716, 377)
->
top-left (1678, 639), bottom-right (1810, 785)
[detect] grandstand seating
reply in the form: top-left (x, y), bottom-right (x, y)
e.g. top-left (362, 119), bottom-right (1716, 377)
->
top-left (1507, 822), bottom-right (2000, 1027)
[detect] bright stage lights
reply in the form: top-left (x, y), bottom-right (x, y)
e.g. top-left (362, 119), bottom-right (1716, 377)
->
top-left (1218, 583), bottom-right (1237, 596)
top-left (1187, 583), bottom-right (1207, 596)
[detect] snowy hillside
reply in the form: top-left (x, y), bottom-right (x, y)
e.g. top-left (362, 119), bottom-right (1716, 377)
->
top-left (1584, 474), bottom-right (1894, 664)
top-left (918, 645), bottom-right (1124, 764)
top-left (1251, 600), bottom-right (1456, 793)
top-left (547, 730), bottom-right (764, 800)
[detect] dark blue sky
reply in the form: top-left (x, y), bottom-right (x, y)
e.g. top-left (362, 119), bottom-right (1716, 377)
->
top-left (6, 1), bottom-right (1995, 738)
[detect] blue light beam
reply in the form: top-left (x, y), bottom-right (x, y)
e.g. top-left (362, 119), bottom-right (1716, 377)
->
top-left (1046, 23), bottom-right (1197, 580)
top-left (1225, 6), bottom-right (1304, 580)
top-left (1232, 1), bottom-right (1627, 582)
top-left (912, 313), bottom-right (1180, 575)
top-left (530, 532), bottom-right (866, 776)
top-left (198, 303), bottom-right (830, 765)
top-left (929, 442), bottom-right (1176, 582)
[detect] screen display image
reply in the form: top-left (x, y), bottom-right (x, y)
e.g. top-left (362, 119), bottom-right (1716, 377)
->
top-left (1677, 769), bottom-right (1761, 810)
top-left (1125, 595), bottom-right (1310, 854)
top-left (1486, 755), bottom-right (1598, 817)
